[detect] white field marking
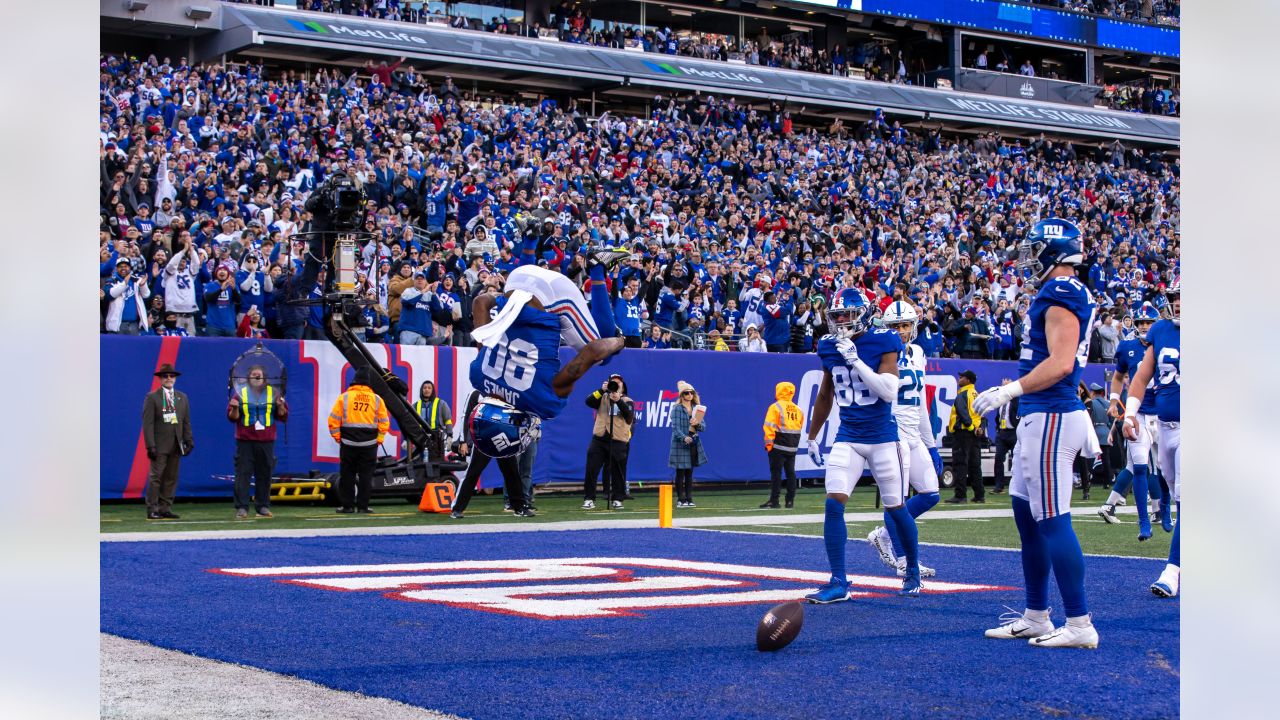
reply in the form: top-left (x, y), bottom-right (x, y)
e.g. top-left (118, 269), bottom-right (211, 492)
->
top-left (99, 506), bottom-right (1139, 544)
top-left (679, 526), bottom-right (1166, 561)
top-left (100, 634), bottom-right (462, 720)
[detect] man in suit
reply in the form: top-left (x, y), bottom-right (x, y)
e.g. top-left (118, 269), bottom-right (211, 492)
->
top-left (992, 377), bottom-right (1020, 495)
top-left (142, 363), bottom-right (194, 519)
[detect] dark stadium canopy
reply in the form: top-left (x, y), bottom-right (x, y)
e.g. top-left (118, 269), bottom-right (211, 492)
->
top-left (205, 4), bottom-right (1178, 147)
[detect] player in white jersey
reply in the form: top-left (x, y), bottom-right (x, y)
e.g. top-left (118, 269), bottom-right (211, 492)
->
top-left (866, 301), bottom-right (944, 578)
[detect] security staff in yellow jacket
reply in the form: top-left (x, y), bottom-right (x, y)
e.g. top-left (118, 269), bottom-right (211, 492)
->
top-left (327, 368), bottom-right (390, 514)
top-left (947, 369), bottom-right (986, 504)
top-left (415, 380), bottom-right (454, 459)
top-left (761, 381), bottom-right (805, 509)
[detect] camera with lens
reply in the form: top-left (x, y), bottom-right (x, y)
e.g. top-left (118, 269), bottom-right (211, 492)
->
top-left (606, 379), bottom-right (621, 394)
top-left (306, 172), bottom-right (366, 231)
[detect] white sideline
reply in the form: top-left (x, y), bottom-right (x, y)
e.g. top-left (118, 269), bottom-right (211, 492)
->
top-left (101, 634), bottom-right (463, 720)
top-left (100, 505), bottom-right (1149, 543)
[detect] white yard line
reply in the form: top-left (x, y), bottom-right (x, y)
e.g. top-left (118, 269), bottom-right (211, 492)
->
top-left (101, 634), bottom-right (463, 720)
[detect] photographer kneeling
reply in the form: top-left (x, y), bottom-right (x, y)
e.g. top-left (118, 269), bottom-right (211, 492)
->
top-left (582, 373), bottom-right (634, 510)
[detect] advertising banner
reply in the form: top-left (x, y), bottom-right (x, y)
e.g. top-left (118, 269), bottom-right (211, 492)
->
top-left (101, 337), bottom-right (1110, 499)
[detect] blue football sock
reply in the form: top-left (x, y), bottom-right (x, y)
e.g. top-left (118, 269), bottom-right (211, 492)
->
top-left (886, 492), bottom-right (939, 556)
top-left (587, 263), bottom-right (617, 338)
top-left (1132, 464), bottom-right (1150, 527)
top-left (1039, 513), bottom-right (1088, 618)
top-left (1111, 467), bottom-right (1132, 497)
top-left (1012, 497), bottom-right (1050, 612)
top-left (1155, 471), bottom-right (1170, 504)
top-left (520, 237), bottom-right (539, 267)
top-left (824, 498), bottom-right (848, 583)
top-left (1168, 503), bottom-right (1180, 567)
top-left (885, 505), bottom-right (919, 570)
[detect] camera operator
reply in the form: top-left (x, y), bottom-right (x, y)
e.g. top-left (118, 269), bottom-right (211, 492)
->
top-left (582, 373), bottom-right (634, 510)
top-left (299, 171), bottom-right (366, 295)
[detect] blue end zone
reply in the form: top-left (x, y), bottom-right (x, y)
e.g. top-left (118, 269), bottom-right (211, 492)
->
top-left (102, 530), bottom-right (1178, 719)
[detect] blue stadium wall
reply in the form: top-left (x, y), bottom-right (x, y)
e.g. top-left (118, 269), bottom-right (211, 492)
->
top-left (100, 336), bottom-right (1109, 498)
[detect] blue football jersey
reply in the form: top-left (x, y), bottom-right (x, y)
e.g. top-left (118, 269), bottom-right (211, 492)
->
top-left (1019, 276), bottom-right (1097, 414)
top-left (470, 299), bottom-right (567, 420)
top-left (817, 328), bottom-right (904, 444)
top-left (1144, 319), bottom-right (1180, 422)
top-left (1114, 337), bottom-right (1158, 416)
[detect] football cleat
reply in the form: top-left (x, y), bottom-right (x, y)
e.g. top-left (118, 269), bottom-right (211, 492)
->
top-left (581, 500), bottom-right (595, 510)
top-left (804, 577), bottom-right (851, 604)
top-left (1097, 504), bottom-right (1122, 524)
top-left (1028, 621), bottom-right (1099, 649)
top-left (611, 500), bottom-right (624, 510)
top-left (896, 559), bottom-right (936, 578)
top-left (514, 508), bottom-right (537, 517)
top-left (867, 527), bottom-right (898, 569)
top-left (984, 608), bottom-right (1054, 640)
top-left (1151, 566), bottom-right (1180, 598)
top-left (1138, 517), bottom-right (1152, 542)
top-left (590, 247), bottom-right (632, 271)
top-left (899, 569), bottom-right (922, 597)
top-left (449, 510), bottom-right (464, 519)
top-left (1160, 501), bottom-right (1174, 533)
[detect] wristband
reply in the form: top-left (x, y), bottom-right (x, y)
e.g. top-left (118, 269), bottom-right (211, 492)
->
top-left (1006, 380), bottom-right (1024, 398)
top-left (1124, 396), bottom-right (1141, 418)
top-left (1109, 393), bottom-right (1120, 402)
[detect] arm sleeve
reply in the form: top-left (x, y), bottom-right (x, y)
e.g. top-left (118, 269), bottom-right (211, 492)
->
top-left (763, 404), bottom-right (779, 446)
top-left (617, 398), bottom-right (635, 424)
top-left (918, 395), bottom-right (936, 448)
top-left (850, 354), bottom-right (898, 404)
top-left (327, 396), bottom-right (344, 441)
top-left (376, 401), bottom-right (390, 442)
top-left (142, 396), bottom-right (156, 450)
top-left (585, 391), bottom-right (603, 409)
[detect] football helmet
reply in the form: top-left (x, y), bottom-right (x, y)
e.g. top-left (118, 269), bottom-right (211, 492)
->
top-left (1163, 278), bottom-right (1180, 325)
top-left (827, 289), bottom-right (871, 339)
top-left (1015, 218), bottom-right (1083, 282)
top-left (1133, 301), bottom-right (1160, 332)
top-left (880, 300), bottom-right (919, 343)
top-left (467, 396), bottom-right (542, 459)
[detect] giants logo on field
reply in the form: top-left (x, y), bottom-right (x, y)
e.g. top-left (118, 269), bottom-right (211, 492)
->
top-left (212, 558), bottom-right (1011, 619)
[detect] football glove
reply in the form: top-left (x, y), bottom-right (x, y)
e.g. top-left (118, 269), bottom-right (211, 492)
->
top-left (835, 336), bottom-right (859, 364)
top-left (806, 439), bottom-right (825, 467)
top-left (974, 380), bottom-right (1023, 415)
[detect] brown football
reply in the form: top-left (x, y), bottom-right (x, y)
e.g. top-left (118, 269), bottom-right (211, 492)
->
top-left (756, 601), bottom-right (804, 651)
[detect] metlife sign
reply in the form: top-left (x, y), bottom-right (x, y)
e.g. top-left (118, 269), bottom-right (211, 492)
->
top-left (218, 4), bottom-right (1177, 144)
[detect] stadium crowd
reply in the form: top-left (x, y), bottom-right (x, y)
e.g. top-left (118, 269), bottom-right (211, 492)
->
top-left (229, 1), bottom-right (1178, 116)
top-left (98, 52), bottom-right (1180, 360)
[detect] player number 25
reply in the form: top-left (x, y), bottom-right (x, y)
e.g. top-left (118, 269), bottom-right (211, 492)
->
top-left (481, 336), bottom-right (539, 392)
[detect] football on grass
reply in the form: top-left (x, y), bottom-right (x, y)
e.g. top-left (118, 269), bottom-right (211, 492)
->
top-left (756, 601), bottom-right (804, 651)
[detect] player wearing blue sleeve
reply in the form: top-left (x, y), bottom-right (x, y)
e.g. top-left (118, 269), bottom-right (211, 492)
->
top-left (974, 218), bottom-right (1101, 649)
top-left (866, 301), bottom-right (944, 579)
top-left (1123, 280), bottom-right (1181, 598)
top-left (1098, 303), bottom-right (1168, 536)
top-left (804, 289), bottom-right (920, 602)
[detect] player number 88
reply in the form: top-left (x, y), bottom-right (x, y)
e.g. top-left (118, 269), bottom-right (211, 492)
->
top-left (480, 336), bottom-right (539, 392)
top-left (831, 366), bottom-right (876, 407)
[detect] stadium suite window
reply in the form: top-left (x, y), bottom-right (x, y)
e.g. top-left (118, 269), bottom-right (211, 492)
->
top-left (419, 0), bottom-right (522, 25)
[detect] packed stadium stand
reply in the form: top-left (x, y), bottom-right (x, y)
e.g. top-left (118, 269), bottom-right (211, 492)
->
top-left (100, 0), bottom-right (1178, 359)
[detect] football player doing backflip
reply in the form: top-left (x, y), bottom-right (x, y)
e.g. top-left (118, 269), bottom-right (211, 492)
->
top-left (867, 300), bottom-right (944, 578)
top-left (805, 289), bottom-right (921, 601)
top-left (974, 218), bottom-right (1102, 649)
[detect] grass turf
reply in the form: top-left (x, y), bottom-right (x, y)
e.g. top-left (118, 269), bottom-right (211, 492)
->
top-left (101, 485), bottom-right (1172, 558)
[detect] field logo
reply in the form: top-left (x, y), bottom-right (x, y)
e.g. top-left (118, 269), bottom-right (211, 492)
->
top-left (213, 557), bottom-right (1010, 619)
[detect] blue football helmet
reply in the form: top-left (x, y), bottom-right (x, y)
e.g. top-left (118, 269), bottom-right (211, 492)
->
top-left (827, 289), bottom-right (871, 338)
top-left (467, 397), bottom-right (542, 459)
top-left (1133, 302), bottom-right (1160, 325)
top-left (1016, 218), bottom-right (1084, 282)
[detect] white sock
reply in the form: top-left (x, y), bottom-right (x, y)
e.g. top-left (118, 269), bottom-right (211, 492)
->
top-left (1066, 615), bottom-right (1093, 628)
top-left (1106, 491), bottom-right (1124, 506)
top-left (1026, 608), bottom-right (1050, 622)
top-left (1164, 563), bottom-right (1180, 576)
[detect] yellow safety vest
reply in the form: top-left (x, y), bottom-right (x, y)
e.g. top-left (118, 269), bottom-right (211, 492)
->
top-left (240, 386), bottom-right (274, 428)
top-left (415, 397), bottom-right (441, 429)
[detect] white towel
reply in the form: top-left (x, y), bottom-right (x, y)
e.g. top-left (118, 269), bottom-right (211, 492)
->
top-left (471, 290), bottom-right (532, 348)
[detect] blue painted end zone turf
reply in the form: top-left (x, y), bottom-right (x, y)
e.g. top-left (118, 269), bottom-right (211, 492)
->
top-left (101, 529), bottom-right (1178, 720)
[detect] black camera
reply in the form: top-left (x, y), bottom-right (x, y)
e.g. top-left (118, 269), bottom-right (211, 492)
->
top-left (307, 173), bottom-right (366, 231)
top-left (606, 379), bottom-right (621, 394)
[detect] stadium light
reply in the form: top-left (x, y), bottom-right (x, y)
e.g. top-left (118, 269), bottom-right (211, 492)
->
top-left (186, 5), bottom-right (213, 22)
top-left (125, 0), bottom-right (150, 12)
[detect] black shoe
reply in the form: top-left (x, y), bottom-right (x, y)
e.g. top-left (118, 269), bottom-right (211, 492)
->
top-left (449, 510), bottom-right (464, 519)
top-left (336, 507), bottom-right (355, 514)
top-left (161, 511), bottom-right (181, 519)
top-left (503, 503), bottom-right (513, 512)
top-left (357, 508), bottom-right (374, 514)
top-left (1081, 492), bottom-right (1091, 501)
top-left (147, 512), bottom-right (163, 520)
top-left (622, 494), bottom-right (634, 501)
top-left (972, 498), bottom-right (986, 504)
top-left (590, 247), bottom-right (632, 271)
top-left (991, 488), bottom-right (1005, 495)
top-left (785, 500), bottom-right (794, 509)
top-left (760, 501), bottom-right (780, 509)
top-left (945, 497), bottom-right (968, 504)
top-left (514, 508), bottom-right (537, 517)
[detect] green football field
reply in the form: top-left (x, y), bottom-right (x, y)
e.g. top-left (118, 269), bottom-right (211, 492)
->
top-left (100, 484), bottom-right (1173, 559)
